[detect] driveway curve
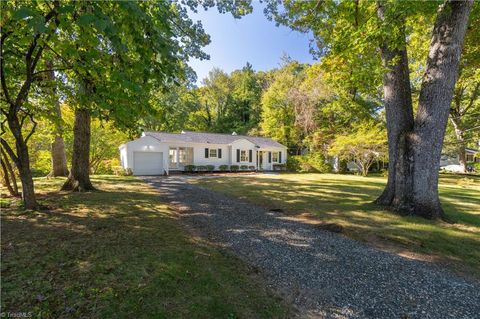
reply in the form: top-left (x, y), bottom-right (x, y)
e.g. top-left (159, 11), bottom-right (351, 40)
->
top-left (142, 176), bottom-right (480, 319)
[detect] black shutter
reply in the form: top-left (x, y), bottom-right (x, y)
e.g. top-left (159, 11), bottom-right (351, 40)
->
top-left (205, 148), bottom-right (209, 158)
top-left (279, 151), bottom-right (282, 163)
top-left (218, 148), bottom-right (222, 158)
top-left (268, 152), bottom-right (272, 163)
top-left (249, 150), bottom-right (253, 162)
top-left (236, 149), bottom-right (240, 162)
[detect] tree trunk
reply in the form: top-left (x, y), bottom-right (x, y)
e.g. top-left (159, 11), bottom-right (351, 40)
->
top-left (375, 2), bottom-right (415, 209)
top-left (450, 117), bottom-right (467, 172)
top-left (1, 146), bottom-right (19, 195)
top-left (375, 0), bottom-right (473, 219)
top-left (61, 108), bottom-right (95, 191)
top-left (46, 63), bottom-right (69, 177)
top-left (1, 152), bottom-right (19, 197)
top-left (50, 136), bottom-right (69, 176)
top-left (2, 114), bottom-right (38, 209)
top-left (411, 0), bottom-right (473, 219)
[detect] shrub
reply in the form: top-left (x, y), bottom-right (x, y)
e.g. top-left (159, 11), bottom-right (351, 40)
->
top-left (230, 165), bottom-right (239, 172)
top-left (219, 165), bottom-right (229, 171)
top-left (248, 165), bottom-right (256, 171)
top-left (240, 165), bottom-right (249, 170)
top-left (286, 152), bottom-right (332, 173)
top-left (273, 164), bottom-right (286, 171)
top-left (114, 167), bottom-right (133, 176)
top-left (469, 162), bottom-right (480, 173)
top-left (196, 165), bottom-right (207, 172)
top-left (184, 165), bottom-right (196, 172)
top-left (113, 166), bottom-right (124, 175)
top-left (206, 165), bottom-right (215, 172)
top-left (286, 156), bottom-right (300, 172)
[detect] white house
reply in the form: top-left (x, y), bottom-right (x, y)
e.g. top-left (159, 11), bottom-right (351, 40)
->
top-left (119, 131), bottom-right (288, 175)
top-left (440, 148), bottom-right (479, 167)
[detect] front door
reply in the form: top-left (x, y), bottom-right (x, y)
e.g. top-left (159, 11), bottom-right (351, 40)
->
top-left (257, 151), bottom-right (263, 170)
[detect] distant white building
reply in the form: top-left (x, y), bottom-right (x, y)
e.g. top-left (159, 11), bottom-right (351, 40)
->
top-left (440, 148), bottom-right (479, 167)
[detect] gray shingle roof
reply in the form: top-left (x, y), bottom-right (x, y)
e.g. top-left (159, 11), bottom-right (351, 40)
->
top-left (144, 131), bottom-right (286, 148)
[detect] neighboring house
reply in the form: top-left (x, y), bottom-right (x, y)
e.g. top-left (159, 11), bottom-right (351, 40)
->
top-left (440, 148), bottom-right (479, 167)
top-left (119, 131), bottom-right (288, 175)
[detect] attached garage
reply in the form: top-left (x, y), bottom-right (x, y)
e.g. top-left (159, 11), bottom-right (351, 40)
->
top-left (133, 152), bottom-right (164, 175)
top-left (119, 135), bottom-right (169, 175)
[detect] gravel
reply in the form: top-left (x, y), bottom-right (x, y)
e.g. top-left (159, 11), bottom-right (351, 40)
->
top-left (142, 176), bottom-right (480, 319)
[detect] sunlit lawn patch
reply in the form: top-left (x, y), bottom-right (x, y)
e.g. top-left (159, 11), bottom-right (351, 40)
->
top-left (192, 173), bottom-right (480, 277)
top-left (1, 176), bottom-right (290, 318)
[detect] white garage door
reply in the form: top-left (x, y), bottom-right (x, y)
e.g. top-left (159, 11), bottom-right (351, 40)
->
top-left (133, 152), bottom-right (163, 175)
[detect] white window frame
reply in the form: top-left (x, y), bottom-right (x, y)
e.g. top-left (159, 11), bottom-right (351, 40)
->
top-left (272, 151), bottom-right (279, 163)
top-left (240, 150), bottom-right (248, 162)
top-left (209, 148), bottom-right (217, 158)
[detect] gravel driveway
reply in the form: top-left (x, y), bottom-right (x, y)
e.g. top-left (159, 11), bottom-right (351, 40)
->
top-left (142, 176), bottom-right (480, 319)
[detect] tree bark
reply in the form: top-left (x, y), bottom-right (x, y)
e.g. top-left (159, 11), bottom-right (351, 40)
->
top-left (375, 2), bottom-right (415, 209)
top-left (1, 146), bottom-right (19, 196)
top-left (411, 0), bottom-right (473, 219)
top-left (1, 150), bottom-right (19, 197)
top-left (61, 108), bottom-right (95, 191)
top-left (375, 0), bottom-right (473, 219)
top-left (50, 135), bottom-right (69, 176)
top-left (45, 62), bottom-right (69, 177)
top-left (1, 113), bottom-right (38, 209)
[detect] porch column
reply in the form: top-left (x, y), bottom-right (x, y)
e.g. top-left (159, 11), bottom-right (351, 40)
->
top-left (176, 147), bottom-right (180, 166)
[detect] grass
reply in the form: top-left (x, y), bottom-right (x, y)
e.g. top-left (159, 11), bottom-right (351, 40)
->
top-left (1, 176), bottom-right (291, 318)
top-left (191, 173), bottom-right (480, 277)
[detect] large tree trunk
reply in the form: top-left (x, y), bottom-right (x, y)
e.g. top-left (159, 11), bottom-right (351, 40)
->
top-left (61, 108), bottom-right (95, 191)
top-left (375, 0), bottom-right (473, 219)
top-left (1, 113), bottom-right (38, 209)
top-left (375, 2), bottom-right (415, 209)
top-left (450, 117), bottom-right (467, 173)
top-left (411, 0), bottom-right (473, 219)
top-left (46, 62), bottom-right (69, 177)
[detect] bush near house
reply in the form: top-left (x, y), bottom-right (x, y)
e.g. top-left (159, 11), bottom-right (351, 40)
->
top-left (184, 165), bottom-right (196, 172)
top-left (206, 165), bottom-right (215, 172)
top-left (240, 165), bottom-right (249, 170)
top-left (273, 164), bottom-right (286, 171)
top-left (286, 152), bottom-right (332, 173)
top-left (469, 162), bottom-right (480, 173)
top-left (248, 166), bottom-right (256, 171)
top-left (219, 165), bottom-right (229, 171)
top-left (230, 165), bottom-right (239, 172)
top-left (196, 165), bottom-right (207, 172)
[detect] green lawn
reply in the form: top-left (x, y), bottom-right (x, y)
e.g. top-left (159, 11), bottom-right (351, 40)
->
top-left (192, 173), bottom-right (480, 276)
top-left (1, 176), bottom-right (290, 319)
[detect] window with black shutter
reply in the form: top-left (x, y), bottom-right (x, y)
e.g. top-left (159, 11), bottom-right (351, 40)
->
top-left (205, 148), bottom-right (209, 158)
top-left (236, 149), bottom-right (240, 162)
top-left (279, 151), bottom-right (282, 163)
top-left (268, 152), bottom-right (272, 163)
top-left (218, 148), bottom-right (222, 158)
top-left (249, 150), bottom-right (252, 162)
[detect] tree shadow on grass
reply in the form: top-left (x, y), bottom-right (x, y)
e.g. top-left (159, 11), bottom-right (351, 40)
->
top-left (192, 175), bottom-right (480, 275)
top-left (1, 177), bottom-right (290, 319)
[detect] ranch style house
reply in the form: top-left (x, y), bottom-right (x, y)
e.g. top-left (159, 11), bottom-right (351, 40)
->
top-left (119, 131), bottom-right (288, 175)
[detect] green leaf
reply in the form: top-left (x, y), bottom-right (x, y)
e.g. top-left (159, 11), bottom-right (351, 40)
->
top-left (12, 7), bottom-right (35, 20)
top-left (28, 16), bottom-right (47, 33)
top-left (77, 13), bottom-right (96, 27)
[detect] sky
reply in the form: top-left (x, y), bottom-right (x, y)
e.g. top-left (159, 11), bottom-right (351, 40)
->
top-left (188, 1), bottom-right (315, 85)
